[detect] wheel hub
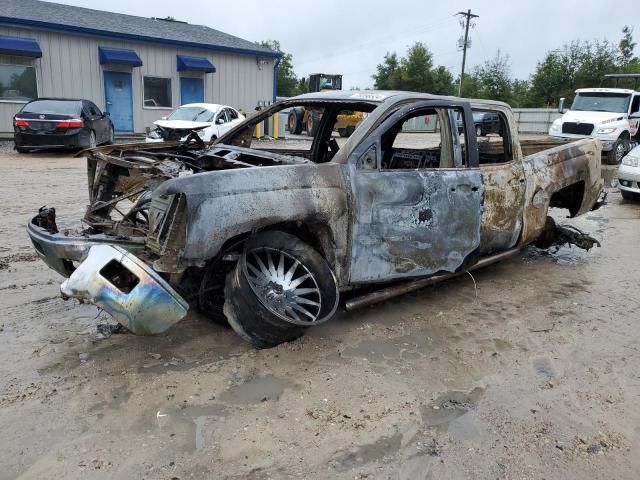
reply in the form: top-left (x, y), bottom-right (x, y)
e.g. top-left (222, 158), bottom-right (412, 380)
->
top-left (244, 247), bottom-right (322, 324)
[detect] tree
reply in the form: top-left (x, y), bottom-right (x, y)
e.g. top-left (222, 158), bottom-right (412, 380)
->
top-left (574, 40), bottom-right (618, 87)
top-left (618, 25), bottom-right (637, 66)
top-left (371, 43), bottom-right (455, 94)
top-left (473, 51), bottom-right (513, 103)
top-left (459, 72), bottom-right (481, 98)
top-left (258, 40), bottom-right (306, 97)
top-left (528, 41), bottom-right (612, 107)
top-left (617, 26), bottom-right (640, 78)
top-left (296, 77), bottom-right (309, 95)
top-left (511, 79), bottom-right (531, 107)
top-left (527, 28), bottom-right (640, 107)
top-left (431, 66), bottom-right (455, 95)
top-left (400, 43), bottom-right (434, 92)
top-left (372, 52), bottom-right (402, 90)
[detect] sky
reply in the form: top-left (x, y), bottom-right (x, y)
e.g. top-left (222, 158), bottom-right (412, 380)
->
top-left (51, 0), bottom-right (637, 90)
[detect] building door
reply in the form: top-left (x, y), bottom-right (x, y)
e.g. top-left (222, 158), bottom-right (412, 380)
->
top-left (104, 71), bottom-right (133, 132)
top-left (180, 77), bottom-right (204, 104)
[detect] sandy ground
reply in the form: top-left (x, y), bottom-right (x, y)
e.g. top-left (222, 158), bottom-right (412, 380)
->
top-left (0, 141), bottom-right (638, 480)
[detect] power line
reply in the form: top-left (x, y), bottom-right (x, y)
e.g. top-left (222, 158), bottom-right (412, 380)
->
top-left (456, 9), bottom-right (479, 96)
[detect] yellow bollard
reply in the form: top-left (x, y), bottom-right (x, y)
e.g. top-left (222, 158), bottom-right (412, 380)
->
top-left (273, 112), bottom-right (279, 140)
top-left (255, 121), bottom-right (262, 139)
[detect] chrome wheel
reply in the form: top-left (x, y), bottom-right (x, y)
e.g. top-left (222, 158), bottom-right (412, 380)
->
top-left (244, 247), bottom-right (322, 324)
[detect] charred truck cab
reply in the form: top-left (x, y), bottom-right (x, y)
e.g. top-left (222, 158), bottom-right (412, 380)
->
top-left (27, 90), bottom-right (604, 348)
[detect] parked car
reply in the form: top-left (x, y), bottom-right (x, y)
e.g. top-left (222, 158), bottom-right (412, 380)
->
top-left (457, 111), bottom-right (502, 137)
top-left (27, 91), bottom-right (603, 348)
top-left (13, 98), bottom-right (114, 152)
top-left (617, 144), bottom-right (640, 200)
top-left (146, 103), bottom-right (245, 143)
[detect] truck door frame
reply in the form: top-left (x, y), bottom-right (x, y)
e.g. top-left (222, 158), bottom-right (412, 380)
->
top-left (346, 100), bottom-right (485, 284)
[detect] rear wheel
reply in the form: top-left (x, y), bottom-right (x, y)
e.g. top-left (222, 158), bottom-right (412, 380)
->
top-left (606, 136), bottom-right (629, 165)
top-left (338, 128), bottom-right (347, 138)
top-left (224, 231), bottom-right (339, 348)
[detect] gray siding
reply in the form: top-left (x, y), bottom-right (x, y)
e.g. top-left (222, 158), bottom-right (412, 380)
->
top-left (0, 26), bottom-right (275, 133)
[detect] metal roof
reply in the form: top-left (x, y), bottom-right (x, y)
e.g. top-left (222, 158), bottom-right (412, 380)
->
top-left (0, 0), bottom-right (279, 58)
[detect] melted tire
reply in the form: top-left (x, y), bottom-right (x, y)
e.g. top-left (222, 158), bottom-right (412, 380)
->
top-left (223, 231), bottom-right (339, 349)
top-left (198, 256), bottom-right (234, 327)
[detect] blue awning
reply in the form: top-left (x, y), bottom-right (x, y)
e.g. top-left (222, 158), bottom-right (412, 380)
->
top-left (0, 35), bottom-right (42, 58)
top-left (176, 55), bottom-right (216, 73)
top-left (98, 47), bottom-right (142, 67)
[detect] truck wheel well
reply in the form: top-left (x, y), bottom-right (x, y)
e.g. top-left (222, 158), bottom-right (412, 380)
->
top-left (215, 221), bottom-right (335, 267)
top-left (549, 181), bottom-right (585, 217)
top-left (262, 221), bottom-right (334, 263)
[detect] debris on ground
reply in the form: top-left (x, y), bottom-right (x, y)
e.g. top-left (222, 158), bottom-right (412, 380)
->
top-left (96, 323), bottom-right (129, 337)
top-left (534, 216), bottom-right (601, 251)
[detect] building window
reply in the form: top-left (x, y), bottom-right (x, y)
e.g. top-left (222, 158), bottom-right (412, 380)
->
top-left (143, 76), bottom-right (171, 108)
top-left (0, 64), bottom-right (37, 102)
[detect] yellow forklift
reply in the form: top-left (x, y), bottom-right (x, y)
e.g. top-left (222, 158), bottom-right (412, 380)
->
top-left (287, 73), bottom-right (363, 137)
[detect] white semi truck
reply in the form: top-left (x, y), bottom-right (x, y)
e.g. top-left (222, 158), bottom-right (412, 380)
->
top-left (549, 74), bottom-right (640, 164)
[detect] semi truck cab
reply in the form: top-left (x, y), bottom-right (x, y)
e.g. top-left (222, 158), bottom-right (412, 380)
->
top-left (549, 87), bottom-right (640, 164)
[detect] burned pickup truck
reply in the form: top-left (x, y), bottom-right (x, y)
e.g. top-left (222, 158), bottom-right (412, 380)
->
top-left (27, 91), bottom-right (603, 347)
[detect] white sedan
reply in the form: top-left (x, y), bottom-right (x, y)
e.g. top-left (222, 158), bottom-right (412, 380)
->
top-left (618, 144), bottom-right (640, 200)
top-left (146, 103), bottom-right (245, 143)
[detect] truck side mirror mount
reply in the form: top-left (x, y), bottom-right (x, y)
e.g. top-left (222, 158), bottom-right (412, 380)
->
top-left (558, 98), bottom-right (565, 114)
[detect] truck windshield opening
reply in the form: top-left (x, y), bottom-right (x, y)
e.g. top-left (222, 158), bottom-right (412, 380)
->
top-left (571, 92), bottom-right (631, 113)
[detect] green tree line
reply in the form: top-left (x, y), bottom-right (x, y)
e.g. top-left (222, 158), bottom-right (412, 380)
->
top-left (263, 26), bottom-right (640, 107)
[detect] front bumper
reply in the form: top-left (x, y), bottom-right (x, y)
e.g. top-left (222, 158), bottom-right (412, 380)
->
top-left (618, 164), bottom-right (640, 193)
top-left (61, 245), bottom-right (189, 334)
top-left (27, 214), bottom-right (145, 277)
top-left (27, 210), bottom-right (188, 334)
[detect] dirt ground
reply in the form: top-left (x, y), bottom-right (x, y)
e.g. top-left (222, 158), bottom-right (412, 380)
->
top-left (0, 141), bottom-right (638, 480)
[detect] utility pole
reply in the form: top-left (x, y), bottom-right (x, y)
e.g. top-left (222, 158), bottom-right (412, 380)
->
top-left (456, 9), bottom-right (479, 97)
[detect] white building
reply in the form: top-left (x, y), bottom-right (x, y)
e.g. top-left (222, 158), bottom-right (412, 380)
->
top-left (0, 0), bottom-right (279, 134)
